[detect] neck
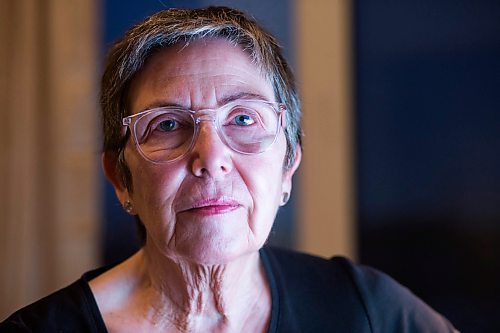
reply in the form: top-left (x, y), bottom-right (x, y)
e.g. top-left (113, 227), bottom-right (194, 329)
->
top-left (134, 244), bottom-right (270, 332)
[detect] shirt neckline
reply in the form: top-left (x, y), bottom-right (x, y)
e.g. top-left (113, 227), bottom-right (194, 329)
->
top-left (80, 248), bottom-right (280, 333)
top-left (259, 247), bottom-right (280, 333)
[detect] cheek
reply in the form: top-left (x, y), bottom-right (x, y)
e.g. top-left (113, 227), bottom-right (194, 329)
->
top-left (129, 159), bottom-right (184, 235)
top-left (238, 141), bottom-right (287, 233)
top-left (126, 146), bottom-right (183, 203)
top-left (245, 162), bottom-right (283, 205)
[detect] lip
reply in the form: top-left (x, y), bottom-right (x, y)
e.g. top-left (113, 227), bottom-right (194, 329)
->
top-left (179, 197), bottom-right (242, 216)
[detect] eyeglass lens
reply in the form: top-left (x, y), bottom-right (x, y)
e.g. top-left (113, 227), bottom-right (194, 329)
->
top-left (132, 100), bottom-right (281, 163)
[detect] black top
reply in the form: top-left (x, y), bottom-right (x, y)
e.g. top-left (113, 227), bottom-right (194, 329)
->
top-left (0, 247), bottom-right (457, 332)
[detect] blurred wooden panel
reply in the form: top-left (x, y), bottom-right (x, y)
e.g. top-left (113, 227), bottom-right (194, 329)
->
top-left (0, 0), bottom-right (99, 319)
top-left (295, 0), bottom-right (356, 259)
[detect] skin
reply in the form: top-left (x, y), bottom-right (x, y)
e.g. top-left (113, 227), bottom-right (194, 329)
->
top-left (93, 38), bottom-right (301, 332)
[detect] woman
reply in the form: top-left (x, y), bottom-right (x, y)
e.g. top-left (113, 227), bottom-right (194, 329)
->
top-left (1, 6), bottom-right (457, 332)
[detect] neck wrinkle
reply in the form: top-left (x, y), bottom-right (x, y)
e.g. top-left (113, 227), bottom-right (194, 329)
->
top-left (138, 245), bottom-right (264, 332)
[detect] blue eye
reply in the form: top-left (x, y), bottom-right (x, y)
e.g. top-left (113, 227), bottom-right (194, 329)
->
top-left (159, 119), bottom-right (177, 131)
top-left (234, 114), bottom-right (255, 126)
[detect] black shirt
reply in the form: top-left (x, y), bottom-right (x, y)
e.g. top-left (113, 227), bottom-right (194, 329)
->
top-left (0, 247), bottom-right (457, 332)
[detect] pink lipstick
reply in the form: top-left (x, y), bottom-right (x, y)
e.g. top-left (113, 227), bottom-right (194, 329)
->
top-left (182, 197), bottom-right (241, 216)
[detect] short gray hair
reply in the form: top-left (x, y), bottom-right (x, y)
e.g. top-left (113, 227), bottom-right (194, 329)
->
top-left (101, 6), bottom-right (302, 170)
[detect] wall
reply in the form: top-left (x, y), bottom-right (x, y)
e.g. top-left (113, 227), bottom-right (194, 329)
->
top-left (355, 0), bottom-right (500, 331)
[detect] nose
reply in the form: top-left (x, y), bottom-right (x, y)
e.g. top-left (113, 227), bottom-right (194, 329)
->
top-left (190, 121), bottom-right (233, 178)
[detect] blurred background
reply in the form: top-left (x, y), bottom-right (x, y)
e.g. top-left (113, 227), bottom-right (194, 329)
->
top-left (1, 0), bottom-right (499, 331)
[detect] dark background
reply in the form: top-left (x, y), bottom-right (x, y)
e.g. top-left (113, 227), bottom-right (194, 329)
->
top-left (355, 1), bottom-right (500, 331)
top-left (101, 1), bottom-right (500, 331)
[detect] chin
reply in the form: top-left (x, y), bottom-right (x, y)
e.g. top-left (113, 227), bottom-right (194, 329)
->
top-left (170, 215), bottom-right (266, 265)
top-left (176, 240), bottom-right (259, 266)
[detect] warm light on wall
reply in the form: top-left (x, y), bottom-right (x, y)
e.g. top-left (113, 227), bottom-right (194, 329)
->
top-left (295, 0), bottom-right (356, 259)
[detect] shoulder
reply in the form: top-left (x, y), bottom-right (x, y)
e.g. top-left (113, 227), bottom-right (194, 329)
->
top-left (338, 257), bottom-right (458, 332)
top-left (0, 269), bottom-right (107, 333)
top-left (262, 246), bottom-right (458, 333)
top-left (261, 247), bottom-right (372, 332)
top-left (262, 246), bottom-right (364, 287)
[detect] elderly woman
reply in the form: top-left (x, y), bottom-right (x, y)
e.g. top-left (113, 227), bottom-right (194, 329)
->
top-left (1, 6), bottom-right (457, 333)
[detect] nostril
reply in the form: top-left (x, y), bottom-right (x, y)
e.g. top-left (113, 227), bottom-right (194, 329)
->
top-left (196, 166), bottom-right (207, 177)
top-left (190, 145), bottom-right (233, 179)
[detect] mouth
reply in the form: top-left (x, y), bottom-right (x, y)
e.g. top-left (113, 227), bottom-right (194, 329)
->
top-left (180, 197), bottom-right (242, 216)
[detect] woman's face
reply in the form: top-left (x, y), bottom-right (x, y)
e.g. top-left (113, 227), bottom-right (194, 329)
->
top-left (111, 39), bottom-right (300, 265)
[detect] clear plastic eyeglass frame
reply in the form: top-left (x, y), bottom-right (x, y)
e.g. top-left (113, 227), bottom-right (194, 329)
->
top-left (122, 99), bottom-right (286, 164)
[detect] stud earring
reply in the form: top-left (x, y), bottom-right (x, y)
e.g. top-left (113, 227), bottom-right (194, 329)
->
top-left (123, 200), bottom-right (134, 214)
top-left (280, 192), bottom-right (290, 206)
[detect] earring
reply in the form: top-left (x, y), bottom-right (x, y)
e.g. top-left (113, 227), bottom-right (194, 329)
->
top-left (123, 200), bottom-right (134, 214)
top-left (280, 192), bottom-right (290, 206)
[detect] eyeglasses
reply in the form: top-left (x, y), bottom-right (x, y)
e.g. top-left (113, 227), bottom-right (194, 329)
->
top-left (122, 99), bottom-right (286, 164)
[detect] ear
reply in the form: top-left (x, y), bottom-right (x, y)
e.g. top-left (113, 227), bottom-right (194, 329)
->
top-left (102, 152), bottom-right (130, 205)
top-left (282, 145), bottom-right (302, 197)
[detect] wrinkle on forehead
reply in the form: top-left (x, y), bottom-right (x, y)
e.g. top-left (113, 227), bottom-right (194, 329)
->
top-left (145, 39), bottom-right (261, 80)
top-left (128, 39), bottom-right (274, 113)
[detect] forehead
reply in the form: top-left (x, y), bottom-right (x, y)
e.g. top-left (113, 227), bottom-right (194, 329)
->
top-left (127, 38), bottom-right (274, 113)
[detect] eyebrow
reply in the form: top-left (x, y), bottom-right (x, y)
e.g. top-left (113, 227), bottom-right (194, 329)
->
top-left (140, 101), bottom-right (184, 112)
top-left (140, 91), bottom-right (270, 112)
top-left (219, 92), bottom-right (270, 105)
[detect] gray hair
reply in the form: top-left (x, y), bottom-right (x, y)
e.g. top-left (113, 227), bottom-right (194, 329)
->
top-left (102, 6), bottom-right (302, 170)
